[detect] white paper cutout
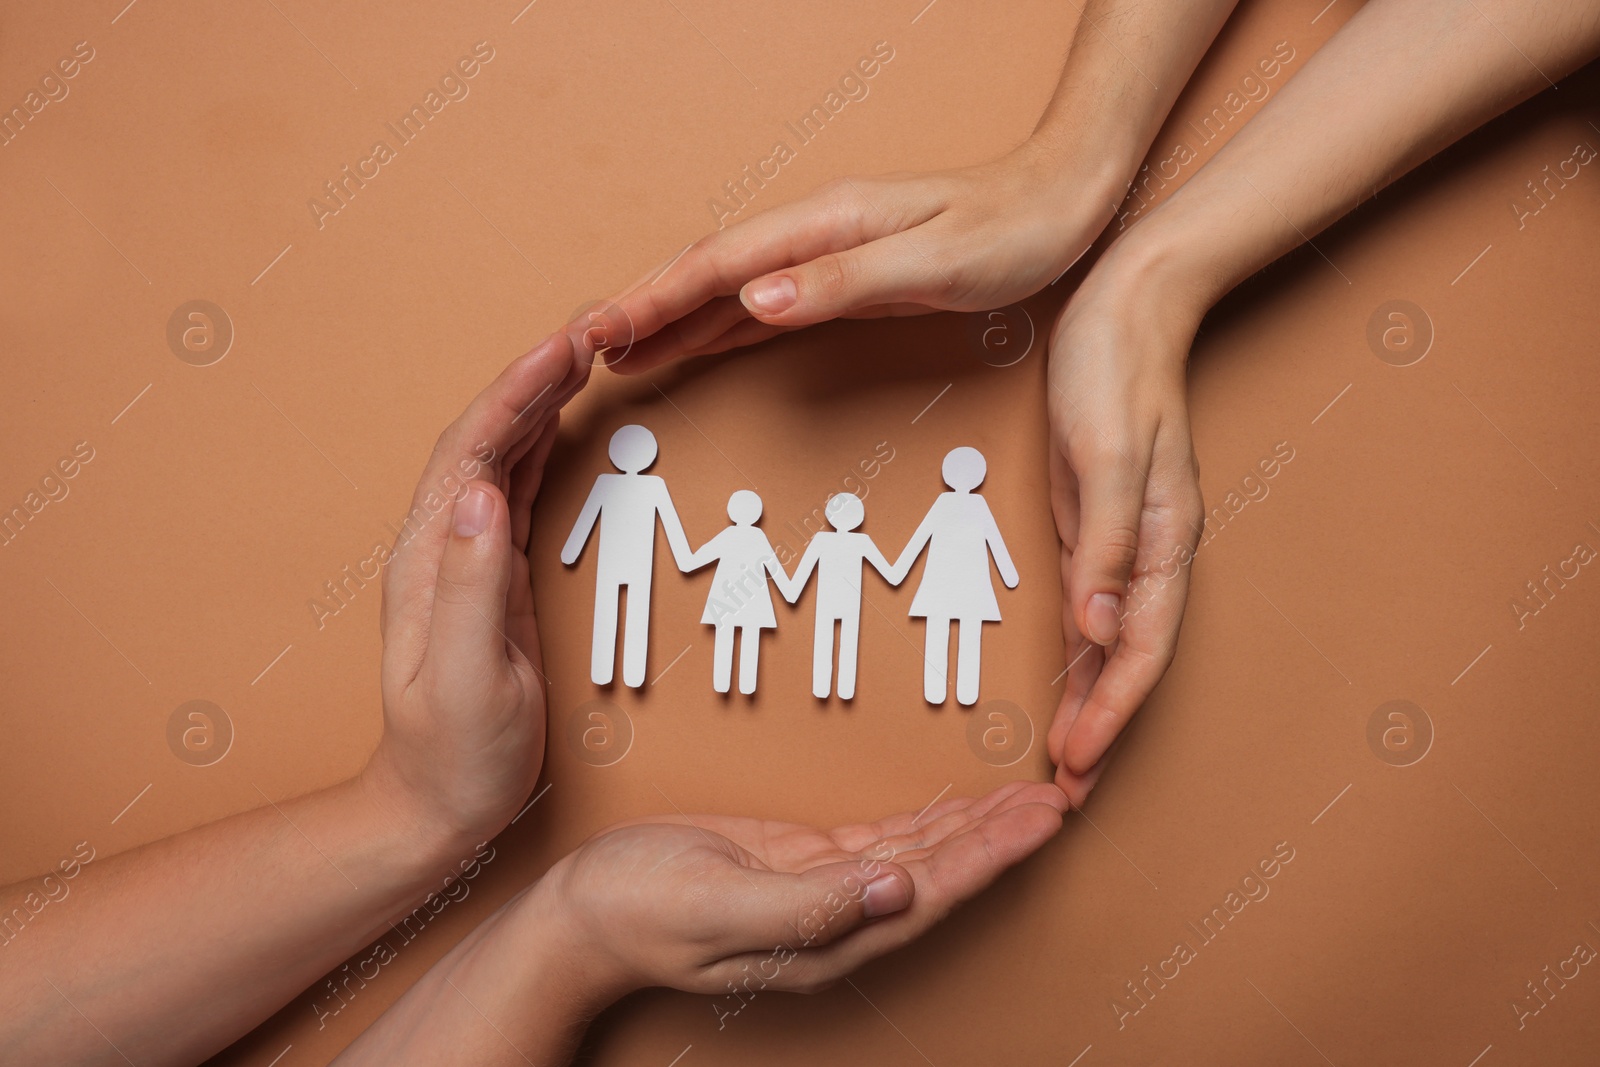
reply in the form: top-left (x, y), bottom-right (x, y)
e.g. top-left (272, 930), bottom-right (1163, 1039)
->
top-left (682, 490), bottom-right (788, 695)
top-left (893, 447), bottom-right (1018, 706)
top-left (560, 425), bottom-right (693, 688)
top-left (776, 492), bottom-right (901, 700)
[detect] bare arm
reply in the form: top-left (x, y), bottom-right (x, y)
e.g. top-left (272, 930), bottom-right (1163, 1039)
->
top-left (1116, 0), bottom-right (1600, 315)
top-left (1, 779), bottom-right (477, 1066)
top-left (1045, 0), bottom-right (1600, 789)
top-left (334, 786), bottom-right (1069, 1067)
top-left (0, 336), bottom-right (583, 1066)
top-left (590, 0), bottom-right (1243, 371)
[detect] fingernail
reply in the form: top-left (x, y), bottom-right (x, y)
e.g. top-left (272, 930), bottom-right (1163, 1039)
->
top-left (862, 873), bottom-right (909, 919)
top-left (454, 485), bottom-right (493, 538)
top-left (742, 276), bottom-right (796, 315)
top-left (1087, 593), bottom-right (1121, 645)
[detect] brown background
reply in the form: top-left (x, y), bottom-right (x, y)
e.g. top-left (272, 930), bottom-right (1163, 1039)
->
top-left (4, 0), bottom-right (1599, 1064)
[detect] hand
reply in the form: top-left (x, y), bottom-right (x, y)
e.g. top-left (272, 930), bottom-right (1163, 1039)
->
top-left (1043, 241), bottom-right (1207, 803)
top-left (533, 781), bottom-right (1069, 1004)
top-left (361, 334), bottom-right (590, 850)
top-left (584, 141), bottom-right (1125, 374)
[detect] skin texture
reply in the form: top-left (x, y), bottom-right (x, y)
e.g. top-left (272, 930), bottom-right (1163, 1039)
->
top-left (1043, 0), bottom-right (1600, 786)
top-left (569, 0), bottom-right (1600, 803)
top-left (576, 0), bottom-right (1245, 806)
top-left (0, 337), bottom-right (1066, 1067)
top-left (0, 334), bottom-right (588, 1067)
top-left (333, 783), bottom-right (1068, 1066)
top-left (10, 3), bottom-right (1600, 1063)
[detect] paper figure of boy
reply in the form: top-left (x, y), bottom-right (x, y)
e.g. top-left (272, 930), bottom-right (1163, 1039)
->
top-left (561, 424), bottom-right (693, 688)
top-left (683, 489), bottom-right (788, 695)
top-left (776, 492), bottom-right (900, 700)
top-left (893, 446), bottom-right (1017, 705)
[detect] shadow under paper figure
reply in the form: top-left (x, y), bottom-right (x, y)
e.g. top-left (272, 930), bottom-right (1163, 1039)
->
top-left (684, 490), bottom-right (788, 696)
top-left (894, 446), bottom-right (1018, 706)
top-left (560, 424), bottom-right (693, 688)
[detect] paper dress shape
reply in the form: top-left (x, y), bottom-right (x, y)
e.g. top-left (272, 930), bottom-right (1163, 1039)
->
top-left (560, 425), bottom-right (692, 688)
top-left (683, 490), bottom-right (788, 695)
top-left (892, 446), bottom-right (1017, 705)
top-left (562, 428), bottom-right (1017, 705)
top-left (777, 492), bottom-right (900, 700)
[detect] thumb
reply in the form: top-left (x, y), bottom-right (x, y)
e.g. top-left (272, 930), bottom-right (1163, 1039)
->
top-left (739, 236), bottom-right (946, 326)
top-left (718, 860), bottom-right (914, 954)
top-left (1069, 444), bottom-right (1151, 647)
top-left (428, 480), bottom-right (512, 677)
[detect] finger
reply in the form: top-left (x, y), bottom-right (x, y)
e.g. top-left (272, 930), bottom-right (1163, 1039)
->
top-left (1054, 757), bottom-right (1106, 809)
top-left (742, 801), bottom-right (1065, 992)
top-left (506, 416), bottom-right (562, 666)
top-left (426, 480), bottom-right (514, 682)
top-left (1063, 420), bottom-right (1203, 775)
top-left (608, 295), bottom-right (754, 373)
top-left (1047, 637), bottom-right (1101, 759)
top-left (867, 781), bottom-right (1059, 861)
top-left (872, 783), bottom-right (1069, 864)
top-left (711, 859), bottom-right (915, 955)
top-left (595, 180), bottom-right (889, 362)
top-left (509, 413), bottom-right (561, 555)
top-left (1064, 421), bottom-right (1153, 649)
top-left (382, 334), bottom-right (575, 646)
top-left (828, 781), bottom-right (1032, 853)
top-left (737, 230), bottom-right (952, 327)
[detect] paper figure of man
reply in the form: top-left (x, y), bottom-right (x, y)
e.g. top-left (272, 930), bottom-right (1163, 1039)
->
top-left (776, 492), bottom-right (900, 700)
top-left (561, 424), bottom-right (693, 687)
top-left (893, 446), bottom-right (1017, 705)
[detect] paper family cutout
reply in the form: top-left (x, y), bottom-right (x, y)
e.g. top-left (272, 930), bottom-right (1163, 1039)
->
top-left (562, 425), bottom-right (1017, 705)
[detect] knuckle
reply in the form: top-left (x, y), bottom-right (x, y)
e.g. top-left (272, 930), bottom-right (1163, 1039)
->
top-left (1090, 525), bottom-right (1141, 578)
top-left (808, 252), bottom-right (854, 300)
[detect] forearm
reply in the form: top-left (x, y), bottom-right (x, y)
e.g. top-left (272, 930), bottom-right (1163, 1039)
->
top-left (1027, 0), bottom-right (1243, 190)
top-left (1, 769), bottom-right (477, 1066)
top-left (333, 880), bottom-right (606, 1067)
top-left (1114, 0), bottom-right (1600, 312)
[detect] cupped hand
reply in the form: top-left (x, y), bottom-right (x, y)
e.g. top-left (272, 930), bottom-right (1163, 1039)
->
top-left (537, 781), bottom-right (1068, 1002)
top-left (577, 143), bottom-right (1125, 374)
top-left (1043, 247), bottom-right (1207, 802)
top-left (361, 333), bottom-right (590, 850)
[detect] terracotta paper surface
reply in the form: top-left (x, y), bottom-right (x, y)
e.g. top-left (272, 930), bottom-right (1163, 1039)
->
top-left (2, 1), bottom-right (1598, 1064)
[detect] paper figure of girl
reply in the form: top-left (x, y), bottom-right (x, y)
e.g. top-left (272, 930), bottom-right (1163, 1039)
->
top-left (684, 490), bottom-right (789, 695)
top-left (893, 447), bottom-right (1018, 705)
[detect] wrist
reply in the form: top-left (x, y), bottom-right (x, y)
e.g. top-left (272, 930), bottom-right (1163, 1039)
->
top-left (1008, 132), bottom-right (1135, 243)
top-left (1094, 197), bottom-right (1226, 335)
top-left (505, 868), bottom-right (636, 1015)
top-left (357, 746), bottom-right (483, 871)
